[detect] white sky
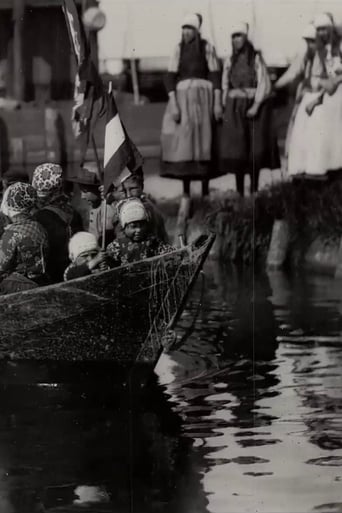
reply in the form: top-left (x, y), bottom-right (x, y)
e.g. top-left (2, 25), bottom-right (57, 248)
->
top-left (97, 0), bottom-right (342, 73)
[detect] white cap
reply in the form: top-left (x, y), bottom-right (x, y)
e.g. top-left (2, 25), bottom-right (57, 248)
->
top-left (83, 7), bottom-right (106, 31)
top-left (68, 232), bottom-right (99, 262)
top-left (182, 13), bottom-right (200, 31)
top-left (302, 24), bottom-right (316, 40)
top-left (313, 13), bottom-right (333, 29)
top-left (231, 21), bottom-right (249, 36)
top-left (119, 199), bottom-right (148, 228)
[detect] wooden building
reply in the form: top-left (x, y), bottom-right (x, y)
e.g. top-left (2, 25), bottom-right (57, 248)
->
top-left (0, 0), bottom-right (98, 102)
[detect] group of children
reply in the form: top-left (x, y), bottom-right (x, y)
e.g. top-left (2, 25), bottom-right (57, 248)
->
top-left (0, 163), bottom-right (171, 295)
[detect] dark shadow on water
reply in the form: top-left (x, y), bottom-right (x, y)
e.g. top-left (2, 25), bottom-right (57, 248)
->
top-left (0, 372), bottom-right (207, 513)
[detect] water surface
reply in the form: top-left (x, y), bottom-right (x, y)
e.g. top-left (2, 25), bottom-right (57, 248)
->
top-left (0, 262), bottom-right (342, 512)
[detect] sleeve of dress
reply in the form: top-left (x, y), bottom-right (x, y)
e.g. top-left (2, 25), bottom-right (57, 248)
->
top-left (275, 52), bottom-right (306, 89)
top-left (106, 241), bottom-right (122, 268)
top-left (0, 230), bottom-right (17, 278)
top-left (254, 52), bottom-right (272, 105)
top-left (165, 44), bottom-right (181, 93)
top-left (205, 42), bottom-right (221, 90)
top-left (157, 241), bottom-right (176, 255)
top-left (64, 262), bottom-right (91, 281)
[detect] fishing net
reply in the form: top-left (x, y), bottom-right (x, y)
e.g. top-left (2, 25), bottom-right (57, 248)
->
top-left (135, 235), bottom-right (213, 363)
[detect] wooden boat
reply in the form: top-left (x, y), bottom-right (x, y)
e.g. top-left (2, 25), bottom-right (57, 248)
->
top-left (0, 234), bottom-right (215, 369)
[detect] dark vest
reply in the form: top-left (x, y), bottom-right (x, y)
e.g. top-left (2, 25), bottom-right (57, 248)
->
top-left (178, 38), bottom-right (209, 81)
top-left (229, 45), bottom-right (257, 89)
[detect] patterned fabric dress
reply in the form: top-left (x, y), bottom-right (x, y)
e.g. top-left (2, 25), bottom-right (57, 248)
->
top-left (107, 235), bottom-right (174, 268)
top-left (160, 37), bottom-right (222, 180)
top-left (219, 42), bottom-right (280, 180)
top-left (0, 215), bottom-right (48, 293)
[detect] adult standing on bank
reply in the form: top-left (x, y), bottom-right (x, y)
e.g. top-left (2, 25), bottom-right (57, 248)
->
top-left (219, 22), bottom-right (279, 196)
top-left (275, 24), bottom-right (317, 166)
top-left (160, 13), bottom-right (222, 197)
top-left (286, 13), bottom-right (342, 180)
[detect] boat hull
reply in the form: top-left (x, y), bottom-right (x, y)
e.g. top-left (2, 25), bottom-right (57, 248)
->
top-left (0, 234), bottom-right (215, 366)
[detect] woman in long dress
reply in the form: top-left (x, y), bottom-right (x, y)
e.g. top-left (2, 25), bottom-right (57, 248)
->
top-left (219, 22), bottom-right (280, 196)
top-left (275, 24), bottom-right (317, 167)
top-left (287, 13), bottom-right (342, 179)
top-left (160, 13), bottom-right (222, 197)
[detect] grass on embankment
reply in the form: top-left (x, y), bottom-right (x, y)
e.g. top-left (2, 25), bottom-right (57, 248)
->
top-left (158, 179), bottom-right (342, 265)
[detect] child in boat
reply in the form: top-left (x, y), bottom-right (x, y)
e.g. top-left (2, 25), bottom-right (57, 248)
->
top-left (106, 198), bottom-right (174, 267)
top-left (64, 231), bottom-right (108, 281)
top-left (32, 163), bottom-right (84, 283)
top-left (103, 169), bottom-right (169, 243)
top-left (76, 172), bottom-right (116, 247)
top-left (0, 182), bottom-right (49, 294)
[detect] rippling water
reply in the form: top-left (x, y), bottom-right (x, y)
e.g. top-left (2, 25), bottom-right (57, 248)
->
top-left (0, 262), bottom-right (342, 512)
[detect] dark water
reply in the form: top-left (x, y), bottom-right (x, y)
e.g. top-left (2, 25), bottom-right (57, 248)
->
top-left (1, 262), bottom-right (342, 512)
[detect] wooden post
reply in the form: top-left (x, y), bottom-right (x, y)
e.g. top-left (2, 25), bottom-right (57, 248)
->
top-left (33, 56), bottom-right (52, 103)
top-left (266, 220), bottom-right (290, 270)
top-left (13, 0), bottom-right (25, 101)
top-left (210, 212), bottom-right (226, 260)
top-left (174, 196), bottom-right (191, 247)
top-left (44, 107), bottom-right (61, 163)
top-left (130, 58), bottom-right (140, 105)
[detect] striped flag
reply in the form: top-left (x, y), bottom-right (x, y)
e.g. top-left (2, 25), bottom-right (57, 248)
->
top-left (62, 0), bottom-right (104, 161)
top-left (103, 92), bottom-right (143, 194)
top-left (62, 0), bottom-right (143, 186)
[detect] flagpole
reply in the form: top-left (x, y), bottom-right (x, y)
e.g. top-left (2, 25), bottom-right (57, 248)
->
top-left (98, 81), bottom-right (114, 251)
top-left (90, 133), bottom-right (107, 251)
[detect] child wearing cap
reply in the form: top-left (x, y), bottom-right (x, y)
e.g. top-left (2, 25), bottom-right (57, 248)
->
top-left (32, 163), bottom-right (84, 283)
top-left (0, 182), bottom-right (49, 293)
top-left (106, 170), bottom-right (169, 244)
top-left (64, 231), bottom-right (108, 281)
top-left (79, 182), bottom-right (116, 246)
top-left (106, 198), bottom-right (174, 267)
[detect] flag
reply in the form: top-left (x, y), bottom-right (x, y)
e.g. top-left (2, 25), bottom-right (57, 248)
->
top-left (103, 92), bottom-right (143, 194)
top-left (62, 0), bottom-right (104, 161)
top-left (62, 0), bottom-right (142, 187)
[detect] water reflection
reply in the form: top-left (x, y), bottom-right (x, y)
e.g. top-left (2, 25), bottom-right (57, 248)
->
top-left (0, 374), bottom-right (204, 512)
top-left (156, 262), bottom-right (342, 512)
top-left (1, 262), bottom-right (342, 512)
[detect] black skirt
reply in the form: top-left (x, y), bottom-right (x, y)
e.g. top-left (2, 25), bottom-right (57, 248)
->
top-left (217, 96), bottom-right (280, 174)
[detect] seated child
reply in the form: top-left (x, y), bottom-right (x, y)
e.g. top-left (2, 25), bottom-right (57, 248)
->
top-left (105, 170), bottom-right (169, 243)
top-left (107, 198), bottom-right (174, 267)
top-left (0, 182), bottom-right (49, 294)
top-left (77, 172), bottom-right (116, 246)
top-left (64, 231), bottom-right (108, 281)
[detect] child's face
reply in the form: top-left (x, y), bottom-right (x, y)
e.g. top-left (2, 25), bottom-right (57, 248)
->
top-left (124, 220), bottom-right (149, 242)
top-left (111, 176), bottom-right (144, 201)
top-left (124, 178), bottom-right (143, 198)
top-left (75, 249), bottom-right (99, 265)
top-left (80, 188), bottom-right (100, 206)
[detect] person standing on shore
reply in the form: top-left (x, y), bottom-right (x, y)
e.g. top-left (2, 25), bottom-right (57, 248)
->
top-left (160, 13), bottom-right (222, 197)
top-left (275, 24), bottom-right (317, 166)
top-left (219, 22), bottom-right (279, 197)
top-left (286, 13), bottom-right (342, 180)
